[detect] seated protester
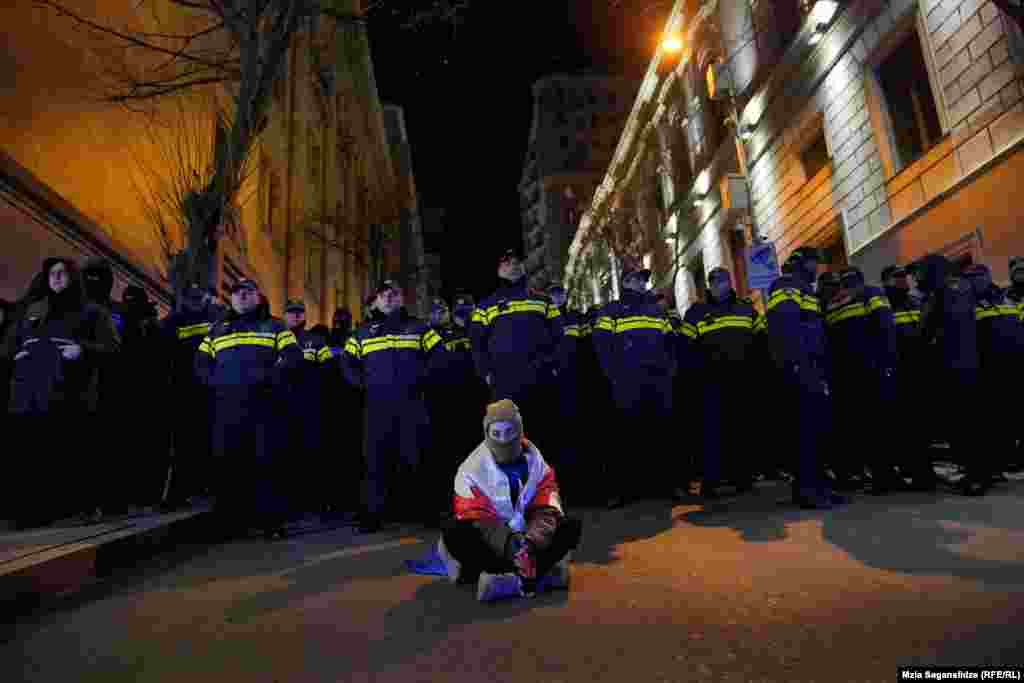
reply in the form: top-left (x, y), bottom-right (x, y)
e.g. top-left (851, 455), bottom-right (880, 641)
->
top-left (436, 399), bottom-right (582, 602)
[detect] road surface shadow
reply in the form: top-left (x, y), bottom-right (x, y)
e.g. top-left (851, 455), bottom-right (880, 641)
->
top-left (570, 500), bottom-right (676, 565)
top-left (675, 483), bottom-right (815, 542)
top-left (822, 486), bottom-right (1024, 587)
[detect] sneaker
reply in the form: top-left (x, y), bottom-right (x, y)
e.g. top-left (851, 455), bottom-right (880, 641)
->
top-left (436, 537), bottom-right (462, 584)
top-left (477, 572), bottom-right (523, 602)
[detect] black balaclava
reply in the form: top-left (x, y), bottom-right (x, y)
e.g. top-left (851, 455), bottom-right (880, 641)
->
top-left (42, 257), bottom-right (85, 316)
top-left (82, 258), bottom-right (114, 306)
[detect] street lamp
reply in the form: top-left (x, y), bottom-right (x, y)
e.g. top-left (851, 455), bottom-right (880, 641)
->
top-left (661, 34), bottom-right (683, 53)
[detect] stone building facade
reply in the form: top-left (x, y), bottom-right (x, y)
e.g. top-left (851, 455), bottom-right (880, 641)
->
top-left (0, 0), bottom-right (402, 325)
top-left (567, 0), bottom-right (1024, 314)
top-left (520, 74), bottom-right (638, 289)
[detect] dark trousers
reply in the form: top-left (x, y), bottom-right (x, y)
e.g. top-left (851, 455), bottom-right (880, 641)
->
top-left (441, 517), bottom-right (582, 583)
top-left (362, 392), bottom-right (427, 520)
top-left (9, 406), bottom-right (91, 527)
top-left (610, 375), bottom-right (673, 500)
top-left (166, 387), bottom-right (212, 504)
top-left (323, 381), bottom-right (363, 514)
top-left (427, 381), bottom-right (486, 518)
top-left (212, 393), bottom-right (287, 531)
top-left (784, 373), bottom-right (832, 499)
top-left (700, 364), bottom-right (751, 486)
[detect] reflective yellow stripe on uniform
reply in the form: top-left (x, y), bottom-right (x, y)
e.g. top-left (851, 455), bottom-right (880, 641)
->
top-left (866, 295), bottom-right (890, 313)
top-left (752, 315), bottom-right (767, 334)
top-left (826, 303), bottom-right (866, 326)
top-left (799, 294), bottom-right (821, 313)
top-left (422, 329), bottom-right (442, 352)
top-left (471, 308), bottom-right (489, 326)
top-left (444, 337), bottom-right (472, 352)
top-left (976, 304), bottom-right (1020, 320)
top-left (696, 315), bottom-right (755, 335)
top-left (615, 315), bottom-right (670, 334)
top-left (211, 332), bottom-right (277, 352)
top-left (766, 288), bottom-right (801, 311)
top-left (893, 310), bottom-right (920, 325)
top-left (317, 347), bottom-right (334, 363)
top-left (275, 330), bottom-right (298, 349)
top-left (594, 316), bottom-right (615, 332)
top-left (563, 324), bottom-right (581, 337)
top-left (546, 305), bottom-right (561, 320)
top-left (679, 322), bottom-right (698, 339)
top-left (302, 349), bottom-right (317, 361)
top-left (177, 322), bottom-right (211, 340)
top-left (198, 337), bottom-right (215, 356)
top-left (477, 300), bottom-right (549, 324)
top-left (344, 337), bottom-right (362, 359)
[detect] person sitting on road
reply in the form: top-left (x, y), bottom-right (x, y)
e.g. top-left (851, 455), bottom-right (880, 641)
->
top-left (436, 399), bottom-right (582, 602)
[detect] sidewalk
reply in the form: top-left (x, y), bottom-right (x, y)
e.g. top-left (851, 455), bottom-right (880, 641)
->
top-left (0, 506), bottom-right (211, 613)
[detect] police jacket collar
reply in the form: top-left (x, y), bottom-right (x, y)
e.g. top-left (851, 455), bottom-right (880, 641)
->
top-left (496, 276), bottom-right (529, 296)
top-left (227, 307), bottom-right (266, 324)
top-left (620, 289), bottom-right (651, 305)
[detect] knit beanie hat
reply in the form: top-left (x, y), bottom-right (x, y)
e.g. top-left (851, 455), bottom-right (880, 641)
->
top-left (483, 399), bottom-right (524, 462)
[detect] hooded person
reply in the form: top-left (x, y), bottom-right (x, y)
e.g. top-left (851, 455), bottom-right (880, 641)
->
top-left (3, 257), bottom-right (120, 527)
top-left (436, 399), bottom-right (582, 602)
top-left (913, 254), bottom-right (986, 494)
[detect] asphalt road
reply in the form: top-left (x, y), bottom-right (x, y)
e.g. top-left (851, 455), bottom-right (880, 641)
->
top-left (3, 481), bottom-right (1023, 683)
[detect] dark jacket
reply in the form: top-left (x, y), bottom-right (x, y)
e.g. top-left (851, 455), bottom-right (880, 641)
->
top-left (341, 308), bottom-right (444, 395)
top-left (592, 288), bottom-right (676, 383)
top-left (3, 272), bottom-right (120, 414)
top-left (680, 289), bottom-right (758, 372)
top-left (765, 271), bottom-right (828, 393)
top-left (917, 254), bottom-right (979, 372)
top-left (470, 277), bottom-right (564, 383)
top-left (194, 306), bottom-right (302, 397)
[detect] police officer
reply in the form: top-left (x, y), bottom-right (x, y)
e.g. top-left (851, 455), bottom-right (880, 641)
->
top-left (195, 278), bottom-right (302, 539)
top-left (1007, 256), bottom-right (1024, 320)
top-left (765, 247), bottom-right (840, 509)
top-left (451, 292), bottom-right (490, 418)
top-left (283, 299), bottom-right (330, 519)
top-left (592, 258), bottom-right (676, 507)
top-left (913, 254), bottom-right (984, 495)
top-left (546, 282), bottom-right (585, 502)
top-left (880, 265), bottom-right (937, 490)
top-left (470, 249), bottom-right (563, 459)
top-left (822, 266), bottom-right (902, 494)
top-left (320, 307), bottom-right (362, 518)
top-left (680, 267), bottom-right (759, 498)
top-left (964, 264), bottom-right (1022, 484)
top-left (160, 284), bottom-right (220, 509)
top-left (573, 304), bottom-right (612, 505)
top-left (422, 295), bottom-right (483, 526)
top-left (341, 279), bottom-right (445, 532)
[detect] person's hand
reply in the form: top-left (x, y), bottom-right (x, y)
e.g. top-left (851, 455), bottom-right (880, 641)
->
top-left (14, 351), bottom-right (28, 362)
top-left (59, 343), bottom-right (82, 360)
top-left (512, 542), bottom-right (537, 580)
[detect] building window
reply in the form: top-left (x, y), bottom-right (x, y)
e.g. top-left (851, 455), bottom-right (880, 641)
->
top-left (800, 129), bottom-right (831, 181)
top-left (871, 28), bottom-right (944, 175)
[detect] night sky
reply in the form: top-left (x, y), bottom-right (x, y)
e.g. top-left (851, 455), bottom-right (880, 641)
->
top-left (369, 1), bottom-right (666, 302)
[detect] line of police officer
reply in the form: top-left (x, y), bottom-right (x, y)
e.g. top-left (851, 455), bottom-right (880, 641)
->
top-left (158, 245), bottom-right (1023, 540)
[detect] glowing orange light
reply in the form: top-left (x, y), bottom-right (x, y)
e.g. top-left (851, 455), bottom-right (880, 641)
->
top-left (661, 35), bottom-right (683, 52)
